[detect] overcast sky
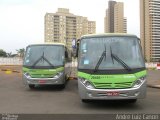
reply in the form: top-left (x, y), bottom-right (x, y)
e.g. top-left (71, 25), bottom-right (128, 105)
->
top-left (0, 0), bottom-right (139, 53)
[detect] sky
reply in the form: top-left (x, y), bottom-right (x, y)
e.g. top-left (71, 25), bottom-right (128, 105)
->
top-left (0, 0), bottom-right (140, 53)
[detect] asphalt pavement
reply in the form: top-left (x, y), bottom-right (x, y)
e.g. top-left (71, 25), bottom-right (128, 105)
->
top-left (0, 65), bottom-right (160, 118)
top-left (147, 70), bottom-right (160, 89)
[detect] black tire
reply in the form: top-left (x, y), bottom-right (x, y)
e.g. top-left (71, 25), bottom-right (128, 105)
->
top-left (60, 84), bottom-right (65, 89)
top-left (60, 77), bottom-right (67, 89)
top-left (128, 99), bottom-right (137, 103)
top-left (28, 84), bottom-right (35, 89)
top-left (82, 99), bottom-right (91, 103)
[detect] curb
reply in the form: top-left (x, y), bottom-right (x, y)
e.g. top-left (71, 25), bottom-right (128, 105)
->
top-left (0, 69), bottom-right (20, 73)
top-left (68, 77), bottom-right (77, 80)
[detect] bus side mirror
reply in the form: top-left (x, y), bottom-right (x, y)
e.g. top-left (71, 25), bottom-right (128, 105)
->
top-left (75, 42), bottom-right (79, 57)
top-left (71, 39), bottom-right (79, 58)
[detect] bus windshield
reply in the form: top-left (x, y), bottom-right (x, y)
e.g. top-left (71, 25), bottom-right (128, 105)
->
top-left (24, 45), bottom-right (64, 68)
top-left (78, 36), bottom-right (145, 70)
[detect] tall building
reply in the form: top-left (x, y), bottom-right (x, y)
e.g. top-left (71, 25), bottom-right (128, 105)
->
top-left (108, 0), bottom-right (117, 33)
top-left (140, 0), bottom-right (160, 62)
top-left (104, 10), bottom-right (109, 33)
top-left (123, 18), bottom-right (127, 33)
top-left (45, 8), bottom-right (96, 49)
top-left (104, 0), bottom-right (127, 33)
top-left (88, 21), bottom-right (96, 34)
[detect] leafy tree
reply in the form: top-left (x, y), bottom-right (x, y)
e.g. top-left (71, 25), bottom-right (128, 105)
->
top-left (0, 49), bottom-right (7, 57)
top-left (16, 48), bottom-right (25, 58)
top-left (7, 52), bottom-right (12, 57)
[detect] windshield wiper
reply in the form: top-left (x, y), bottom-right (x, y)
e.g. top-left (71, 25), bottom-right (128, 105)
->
top-left (32, 52), bottom-right (54, 68)
top-left (110, 46), bottom-right (131, 71)
top-left (94, 45), bottom-right (106, 72)
top-left (110, 46), bottom-right (114, 64)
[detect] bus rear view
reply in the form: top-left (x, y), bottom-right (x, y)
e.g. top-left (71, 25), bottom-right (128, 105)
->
top-left (77, 34), bottom-right (147, 103)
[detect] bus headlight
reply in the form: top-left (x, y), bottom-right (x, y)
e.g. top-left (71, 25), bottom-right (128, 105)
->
top-left (24, 72), bottom-right (31, 78)
top-left (79, 78), bottom-right (94, 89)
top-left (132, 76), bottom-right (146, 88)
top-left (54, 72), bottom-right (63, 79)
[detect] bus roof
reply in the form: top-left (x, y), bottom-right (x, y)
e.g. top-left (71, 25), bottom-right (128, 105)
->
top-left (81, 33), bottom-right (138, 39)
top-left (27, 42), bottom-right (66, 47)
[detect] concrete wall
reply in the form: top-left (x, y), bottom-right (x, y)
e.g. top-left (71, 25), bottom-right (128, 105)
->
top-left (146, 63), bottom-right (158, 68)
top-left (0, 57), bottom-right (23, 65)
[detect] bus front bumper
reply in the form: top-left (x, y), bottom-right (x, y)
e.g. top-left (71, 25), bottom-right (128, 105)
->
top-left (23, 74), bottom-right (65, 85)
top-left (78, 80), bottom-right (147, 100)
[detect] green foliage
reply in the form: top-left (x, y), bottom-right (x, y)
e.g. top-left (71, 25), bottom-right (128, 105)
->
top-left (0, 49), bottom-right (7, 57)
top-left (16, 48), bottom-right (25, 58)
top-left (7, 52), bottom-right (12, 57)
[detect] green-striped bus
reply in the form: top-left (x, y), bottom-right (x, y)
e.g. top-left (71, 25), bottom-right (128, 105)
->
top-left (77, 33), bottom-right (147, 103)
top-left (23, 43), bottom-right (72, 89)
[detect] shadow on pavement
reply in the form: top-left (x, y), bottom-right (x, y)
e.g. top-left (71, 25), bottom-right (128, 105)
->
top-left (25, 80), bottom-right (70, 92)
top-left (81, 99), bottom-right (143, 111)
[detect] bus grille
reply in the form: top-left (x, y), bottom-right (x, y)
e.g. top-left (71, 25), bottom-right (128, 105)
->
top-left (93, 82), bottom-right (133, 89)
top-left (31, 74), bottom-right (53, 78)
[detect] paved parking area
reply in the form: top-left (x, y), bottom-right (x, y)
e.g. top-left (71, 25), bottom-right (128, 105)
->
top-left (0, 67), bottom-right (160, 114)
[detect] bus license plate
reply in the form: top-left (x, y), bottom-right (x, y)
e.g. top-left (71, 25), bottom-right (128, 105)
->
top-left (39, 80), bottom-right (46, 84)
top-left (106, 92), bottom-right (119, 96)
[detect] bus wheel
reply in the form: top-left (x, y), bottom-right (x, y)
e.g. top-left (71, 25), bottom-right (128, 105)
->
top-left (29, 84), bottom-right (35, 89)
top-left (60, 84), bottom-right (65, 89)
top-left (128, 99), bottom-right (137, 103)
top-left (82, 99), bottom-right (91, 103)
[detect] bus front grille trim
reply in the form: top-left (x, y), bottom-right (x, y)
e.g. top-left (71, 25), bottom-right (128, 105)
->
top-left (93, 82), bottom-right (133, 89)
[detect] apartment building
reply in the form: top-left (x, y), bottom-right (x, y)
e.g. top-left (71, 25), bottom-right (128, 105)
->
top-left (123, 18), bottom-right (127, 33)
top-left (45, 8), bottom-right (96, 49)
top-left (104, 0), bottom-right (127, 33)
top-left (140, 0), bottom-right (160, 62)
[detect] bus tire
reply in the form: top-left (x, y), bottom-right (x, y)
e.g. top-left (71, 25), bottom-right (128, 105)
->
top-left (60, 78), bottom-right (67, 89)
top-left (59, 84), bottom-right (65, 89)
top-left (29, 84), bottom-right (35, 89)
top-left (82, 99), bottom-right (91, 103)
top-left (128, 99), bottom-right (137, 103)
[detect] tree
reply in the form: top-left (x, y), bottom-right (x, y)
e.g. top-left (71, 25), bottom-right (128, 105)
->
top-left (16, 48), bottom-right (25, 58)
top-left (7, 52), bottom-right (12, 57)
top-left (0, 49), bottom-right (7, 57)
